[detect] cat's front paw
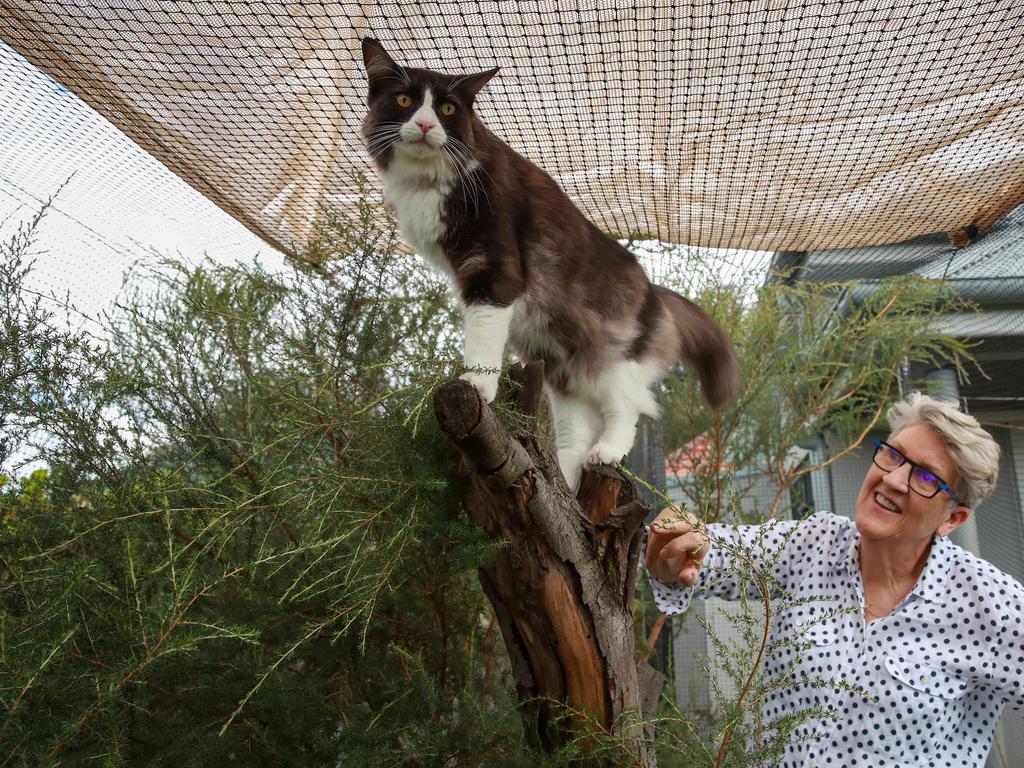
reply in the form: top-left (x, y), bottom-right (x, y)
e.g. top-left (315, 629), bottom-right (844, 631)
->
top-left (459, 371), bottom-right (499, 403)
top-left (586, 442), bottom-right (626, 466)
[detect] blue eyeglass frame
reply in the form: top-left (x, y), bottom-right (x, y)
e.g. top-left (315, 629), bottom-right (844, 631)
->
top-left (871, 440), bottom-right (965, 506)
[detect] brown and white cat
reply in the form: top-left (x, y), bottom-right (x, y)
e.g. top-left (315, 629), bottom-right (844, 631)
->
top-left (360, 38), bottom-right (739, 489)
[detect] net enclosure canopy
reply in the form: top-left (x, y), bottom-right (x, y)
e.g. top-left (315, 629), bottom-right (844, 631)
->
top-left (2, 1), bottom-right (1024, 256)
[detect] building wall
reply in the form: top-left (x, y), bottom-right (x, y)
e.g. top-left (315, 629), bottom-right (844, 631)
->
top-left (976, 427), bottom-right (1024, 584)
top-left (671, 597), bottom-right (712, 712)
top-left (821, 430), bottom-right (883, 519)
top-left (1013, 428), bottom-right (1024, 504)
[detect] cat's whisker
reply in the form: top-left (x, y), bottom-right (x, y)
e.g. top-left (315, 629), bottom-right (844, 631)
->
top-left (366, 135), bottom-right (397, 152)
top-left (443, 138), bottom-right (477, 171)
top-left (461, 168), bottom-right (483, 218)
top-left (364, 126), bottom-right (402, 141)
top-left (447, 73), bottom-right (472, 94)
top-left (365, 126), bottom-right (401, 144)
top-left (366, 135), bottom-right (398, 150)
top-left (366, 137), bottom-right (399, 163)
top-left (445, 140), bottom-right (493, 215)
top-left (448, 136), bottom-right (493, 184)
top-left (442, 144), bottom-right (486, 217)
top-left (462, 170), bottom-right (488, 218)
top-left (372, 61), bottom-right (411, 87)
top-left (439, 145), bottom-right (470, 209)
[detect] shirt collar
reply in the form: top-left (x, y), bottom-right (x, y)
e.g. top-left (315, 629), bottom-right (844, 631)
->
top-left (913, 535), bottom-right (952, 604)
top-left (843, 526), bottom-right (950, 605)
top-left (845, 527), bottom-right (860, 576)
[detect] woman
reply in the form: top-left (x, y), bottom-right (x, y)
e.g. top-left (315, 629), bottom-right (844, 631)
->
top-left (646, 392), bottom-right (1024, 767)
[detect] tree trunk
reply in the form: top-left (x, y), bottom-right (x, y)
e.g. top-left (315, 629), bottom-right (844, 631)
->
top-left (433, 364), bottom-right (664, 766)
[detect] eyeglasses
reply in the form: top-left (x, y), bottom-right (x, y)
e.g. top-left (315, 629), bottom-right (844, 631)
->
top-left (871, 440), bottom-right (965, 506)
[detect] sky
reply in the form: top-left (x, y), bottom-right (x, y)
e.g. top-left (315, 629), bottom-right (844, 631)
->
top-left (0, 41), bottom-right (287, 331)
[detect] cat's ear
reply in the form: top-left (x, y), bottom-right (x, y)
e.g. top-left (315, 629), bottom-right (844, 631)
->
top-left (458, 67), bottom-right (500, 99)
top-left (361, 37), bottom-right (401, 83)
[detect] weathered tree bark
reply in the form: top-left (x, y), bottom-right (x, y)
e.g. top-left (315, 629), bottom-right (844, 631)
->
top-left (433, 363), bottom-right (664, 766)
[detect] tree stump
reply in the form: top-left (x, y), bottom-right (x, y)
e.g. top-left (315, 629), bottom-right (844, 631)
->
top-left (433, 363), bottom-right (664, 766)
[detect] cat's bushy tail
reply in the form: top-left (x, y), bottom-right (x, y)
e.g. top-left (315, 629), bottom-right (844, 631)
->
top-left (655, 286), bottom-right (739, 410)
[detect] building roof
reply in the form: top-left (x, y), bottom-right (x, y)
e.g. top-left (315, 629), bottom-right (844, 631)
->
top-left (780, 204), bottom-right (1024, 412)
top-left (797, 202), bottom-right (1024, 292)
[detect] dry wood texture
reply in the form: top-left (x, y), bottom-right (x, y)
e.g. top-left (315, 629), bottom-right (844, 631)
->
top-left (434, 363), bottom-right (663, 765)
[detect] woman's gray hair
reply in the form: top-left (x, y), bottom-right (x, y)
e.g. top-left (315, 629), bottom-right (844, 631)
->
top-left (887, 392), bottom-right (1000, 509)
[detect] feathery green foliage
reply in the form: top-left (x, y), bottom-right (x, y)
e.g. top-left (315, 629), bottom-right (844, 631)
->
top-left (0, 196), bottom-right (535, 766)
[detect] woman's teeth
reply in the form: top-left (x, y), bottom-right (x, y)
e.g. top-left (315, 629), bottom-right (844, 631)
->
top-left (875, 493), bottom-right (901, 513)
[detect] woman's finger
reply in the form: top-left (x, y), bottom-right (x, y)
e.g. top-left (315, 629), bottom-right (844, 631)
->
top-left (645, 526), bottom-right (680, 569)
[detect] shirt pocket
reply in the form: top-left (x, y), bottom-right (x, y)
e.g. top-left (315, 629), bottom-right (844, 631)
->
top-left (884, 655), bottom-right (969, 701)
top-left (881, 653), bottom-right (971, 758)
top-left (777, 600), bottom-right (851, 647)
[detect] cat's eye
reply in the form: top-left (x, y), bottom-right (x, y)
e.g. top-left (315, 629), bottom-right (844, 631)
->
top-left (440, 102), bottom-right (457, 116)
top-left (395, 93), bottom-right (412, 108)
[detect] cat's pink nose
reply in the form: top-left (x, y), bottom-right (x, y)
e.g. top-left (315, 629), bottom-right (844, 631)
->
top-left (415, 120), bottom-right (435, 135)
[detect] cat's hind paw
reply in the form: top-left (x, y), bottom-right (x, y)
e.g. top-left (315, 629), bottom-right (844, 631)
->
top-left (585, 441), bottom-right (626, 467)
top-left (459, 370), bottom-right (499, 403)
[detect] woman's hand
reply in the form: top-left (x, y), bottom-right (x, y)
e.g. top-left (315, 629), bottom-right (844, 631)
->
top-left (645, 507), bottom-right (710, 586)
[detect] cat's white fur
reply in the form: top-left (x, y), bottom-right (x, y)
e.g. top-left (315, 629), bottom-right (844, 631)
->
top-left (380, 89), bottom-right (455, 278)
top-left (383, 86), bottom-right (658, 490)
top-left (548, 361), bottom-right (662, 489)
top-left (461, 304), bottom-right (514, 403)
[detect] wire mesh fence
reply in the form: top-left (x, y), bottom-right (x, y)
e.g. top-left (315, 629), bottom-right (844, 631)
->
top-left (1, 3), bottom-right (1023, 766)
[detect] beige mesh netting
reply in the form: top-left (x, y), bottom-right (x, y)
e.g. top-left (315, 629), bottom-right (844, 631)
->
top-left (3, 1), bottom-right (1024, 255)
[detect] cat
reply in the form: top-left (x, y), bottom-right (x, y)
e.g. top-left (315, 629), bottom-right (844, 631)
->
top-left (360, 37), bottom-right (739, 490)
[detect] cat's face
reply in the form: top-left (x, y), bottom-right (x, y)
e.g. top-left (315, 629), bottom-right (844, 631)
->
top-left (360, 38), bottom-right (497, 171)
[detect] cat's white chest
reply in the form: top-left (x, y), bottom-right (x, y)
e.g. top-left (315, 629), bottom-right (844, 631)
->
top-left (382, 160), bottom-right (454, 279)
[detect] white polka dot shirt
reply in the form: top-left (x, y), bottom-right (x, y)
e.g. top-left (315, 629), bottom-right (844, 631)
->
top-left (648, 512), bottom-right (1024, 767)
